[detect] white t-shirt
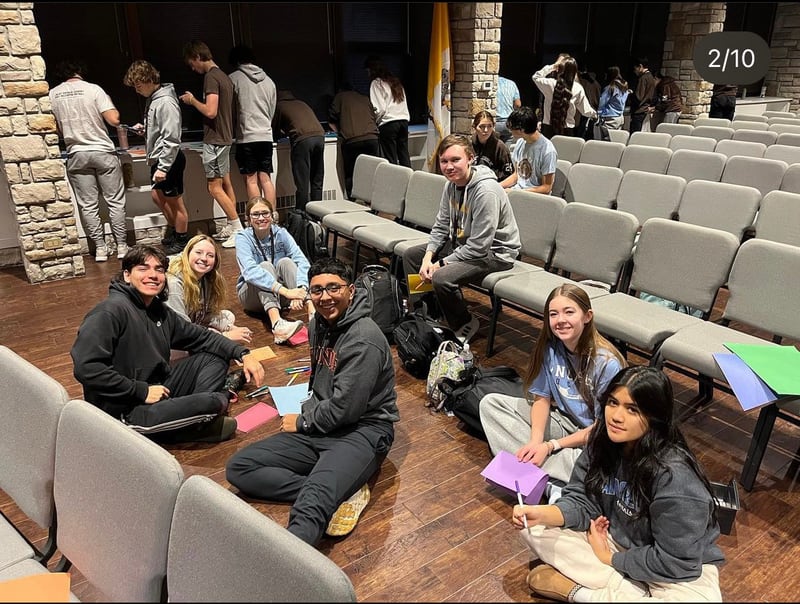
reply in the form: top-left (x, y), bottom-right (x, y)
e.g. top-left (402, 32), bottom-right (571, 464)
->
top-left (49, 79), bottom-right (116, 154)
top-left (369, 78), bottom-right (410, 126)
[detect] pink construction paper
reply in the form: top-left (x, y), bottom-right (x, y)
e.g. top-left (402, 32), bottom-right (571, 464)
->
top-left (287, 326), bottom-right (309, 346)
top-left (235, 402), bottom-right (279, 432)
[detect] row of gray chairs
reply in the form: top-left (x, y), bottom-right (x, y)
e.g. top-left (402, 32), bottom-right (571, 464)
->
top-left (0, 346), bottom-right (355, 602)
top-left (560, 150), bottom-right (797, 199)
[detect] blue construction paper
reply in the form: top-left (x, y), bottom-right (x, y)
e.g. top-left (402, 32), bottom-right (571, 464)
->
top-left (713, 353), bottom-right (778, 411)
top-left (269, 383), bottom-right (311, 416)
top-left (480, 450), bottom-right (549, 504)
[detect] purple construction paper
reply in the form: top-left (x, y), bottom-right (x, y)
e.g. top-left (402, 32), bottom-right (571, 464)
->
top-left (480, 450), bottom-right (549, 504)
top-left (713, 352), bottom-right (778, 411)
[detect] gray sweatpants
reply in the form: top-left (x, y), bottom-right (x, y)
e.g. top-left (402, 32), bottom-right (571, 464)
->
top-left (66, 150), bottom-right (127, 249)
top-left (237, 257), bottom-right (300, 315)
top-left (479, 392), bottom-right (583, 484)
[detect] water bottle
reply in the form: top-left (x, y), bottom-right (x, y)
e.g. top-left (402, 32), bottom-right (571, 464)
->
top-left (460, 343), bottom-right (474, 374)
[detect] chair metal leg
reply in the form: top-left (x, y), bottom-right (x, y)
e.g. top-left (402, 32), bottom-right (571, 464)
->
top-left (352, 241), bottom-right (361, 274)
top-left (486, 295), bottom-right (502, 357)
top-left (52, 554), bottom-right (73, 573)
top-left (331, 232), bottom-right (339, 258)
top-left (741, 402), bottom-right (780, 491)
top-left (678, 375), bottom-right (715, 421)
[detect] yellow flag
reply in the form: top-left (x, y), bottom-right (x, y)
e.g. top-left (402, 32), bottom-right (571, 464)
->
top-left (426, 2), bottom-right (452, 172)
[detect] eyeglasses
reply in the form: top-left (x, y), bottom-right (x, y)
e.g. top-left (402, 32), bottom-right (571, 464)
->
top-left (250, 211), bottom-right (272, 218)
top-left (309, 283), bottom-right (346, 297)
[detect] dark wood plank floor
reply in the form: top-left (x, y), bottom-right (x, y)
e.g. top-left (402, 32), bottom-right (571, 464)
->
top-left (1, 245), bottom-right (799, 602)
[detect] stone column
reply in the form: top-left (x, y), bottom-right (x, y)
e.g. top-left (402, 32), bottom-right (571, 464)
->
top-left (449, 3), bottom-right (502, 135)
top-left (764, 3), bottom-right (800, 112)
top-left (0, 2), bottom-right (82, 282)
top-left (661, 2), bottom-right (726, 122)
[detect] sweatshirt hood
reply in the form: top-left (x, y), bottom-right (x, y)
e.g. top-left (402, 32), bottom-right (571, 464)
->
top-left (150, 83), bottom-right (177, 101)
top-left (236, 63), bottom-right (267, 83)
top-left (467, 163), bottom-right (497, 186)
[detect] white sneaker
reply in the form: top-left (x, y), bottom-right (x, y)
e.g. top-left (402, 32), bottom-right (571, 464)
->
top-left (95, 246), bottom-right (108, 262)
top-left (116, 243), bottom-right (129, 259)
top-left (272, 318), bottom-right (303, 344)
top-left (454, 315), bottom-right (479, 345)
top-left (221, 227), bottom-right (241, 249)
top-left (212, 224), bottom-right (234, 242)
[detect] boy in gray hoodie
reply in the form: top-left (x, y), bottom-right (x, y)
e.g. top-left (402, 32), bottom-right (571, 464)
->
top-left (124, 60), bottom-right (189, 255)
top-left (228, 45), bottom-right (278, 205)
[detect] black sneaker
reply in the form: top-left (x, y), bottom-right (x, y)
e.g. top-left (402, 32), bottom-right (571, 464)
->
top-left (161, 225), bottom-right (176, 247)
top-left (224, 368), bottom-right (246, 393)
top-left (187, 416), bottom-right (237, 443)
top-left (165, 233), bottom-right (189, 255)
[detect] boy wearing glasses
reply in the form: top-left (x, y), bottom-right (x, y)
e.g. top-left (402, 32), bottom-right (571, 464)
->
top-left (227, 257), bottom-right (398, 546)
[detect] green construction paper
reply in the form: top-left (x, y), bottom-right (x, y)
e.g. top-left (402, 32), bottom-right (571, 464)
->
top-left (724, 343), bottom-right (800, 396)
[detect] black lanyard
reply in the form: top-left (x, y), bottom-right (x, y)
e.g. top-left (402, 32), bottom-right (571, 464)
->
top-left (252, 228), bottom-right (275, 265)
top-left (450, 186), bottom-right (466, 248)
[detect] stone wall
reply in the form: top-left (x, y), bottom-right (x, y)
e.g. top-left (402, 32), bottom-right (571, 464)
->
top-left (661, 2), bottom-right (726, 122)
top-left (764, 2), bottom-right (800, 112)
top-left (449, 3), bottom-right (502, 135)
top-left (0, 2), bottom-right (82, 282)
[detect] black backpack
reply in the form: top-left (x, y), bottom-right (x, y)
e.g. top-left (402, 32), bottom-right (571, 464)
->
top-left (285, 209), bottom-right (328, 262)
top-left (392, 307), bottom-right (459, 379)
top-left (355, 264), bottom-right (404, 342)
top-left (437, 365), bottom-right (524, 438)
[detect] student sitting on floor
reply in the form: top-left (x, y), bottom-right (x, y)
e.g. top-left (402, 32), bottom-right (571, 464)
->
top-left (513, 366), bottom-right (724, 602)
top-left (226, 257), bottom-right (398, 546)
top-left (480, 284), bottom-right (625, 492)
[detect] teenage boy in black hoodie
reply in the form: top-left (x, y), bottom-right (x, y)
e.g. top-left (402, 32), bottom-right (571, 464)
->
top-left (71, 244), bottom-right (264, 443)
top-left (226, 257), bottom-right (399, 546)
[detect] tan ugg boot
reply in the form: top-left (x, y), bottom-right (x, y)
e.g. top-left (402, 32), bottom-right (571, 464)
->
top-left (526, 563), bottom-right (580, 602)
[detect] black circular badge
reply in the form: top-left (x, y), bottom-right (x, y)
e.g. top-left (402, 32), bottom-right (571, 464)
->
top-left (693, 31), bottom-right (771, 85)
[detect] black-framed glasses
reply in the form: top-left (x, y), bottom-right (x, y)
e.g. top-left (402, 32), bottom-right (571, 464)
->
top-left (309, 283), bottom-right (346, 297)
top-left (250, 211), bottom-right (272, 218)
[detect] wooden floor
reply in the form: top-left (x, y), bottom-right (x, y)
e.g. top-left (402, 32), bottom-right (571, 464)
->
top-left (2, 244), bottom-right (799, 602)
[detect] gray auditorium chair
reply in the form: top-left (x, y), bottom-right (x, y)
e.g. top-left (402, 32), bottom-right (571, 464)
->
top-left (714, 139), bottom-right (767, 159)
top-left (754, 190), bottom-right (800, 246)
top-left (619, 145), bottom-right (672, 174)
top-left (615, 170), bottom-right (686, 226)
top-left (0, 399), bottom-right (186, 601)
top-left (776, 132), bottom-right (800, 147)
top-left (0, 346), bottom-right (69, 571)
top-left (730, 120), bottom-right (770, 131)
top-left (767, 116), bottom-right (800, 126)
top-left (666, 149), bottom-right (727, 183)
top-left (669, 134), bottom-right (717, 152)
top-left (628, 131), bottom-right (672, 148)
top-left (694, 117), bottom-right (731, 128)
top-left (591, 218), bottom-right (739, 360)
top-left (768, 123), bottom-right (800, 136)
top-left (306, 154), bottom-right (386, 219)
top-left (578, 140), bottom-right (625, 167)
top-left (653, 239), bottom-right (800, 490)
top-left (720, 155), bottom-right (788, 197)
top-left (351, 170), bottom-right (446, 274)
top-left (780, 163), bottom-right (800, 194)
top-left (167, 475), bottom-right (356, 603)
top-left (655, 122), bottom-right (693, 136)
top-left (676, 180), bottom-right (761, 241)
top-left (563, 163), bottom-right (623, 208)
top-left (763, 144), bottom-right (800, 165)
top-left (692, 125), bottom-right (734, 142)
top-left (483, 190), bottom-right (566, 356)
top-left (489, 203), bottom-right (638, 353)
top-left (323, 162), bottom-right (412, 257)
top-left (764, 110), bottom-right (798, 119)
top-left (550, 135), bottom-right (584, 164)
top-left (552, 158), bottom-right (571, 198)
top-left (733, 114), bottom-right (768, 123)
top-left (732, 128), bottom-right (778, 145)
top-left (606, 128), bottom-right (630, 144)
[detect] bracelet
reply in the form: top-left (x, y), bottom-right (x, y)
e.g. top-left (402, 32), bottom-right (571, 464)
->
top-left (549, 439), bottom-right (562, 452)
